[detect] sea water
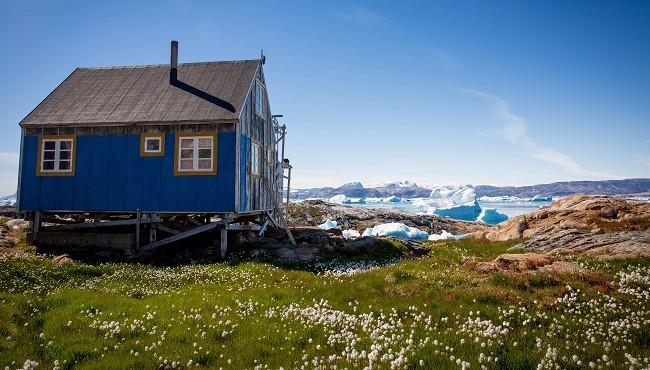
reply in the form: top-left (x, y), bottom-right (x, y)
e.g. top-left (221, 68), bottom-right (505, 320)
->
top-left (344, 198), bottom-right (553, 221)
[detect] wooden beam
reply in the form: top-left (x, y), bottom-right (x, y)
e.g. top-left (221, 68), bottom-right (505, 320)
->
top-left (258, 219), bottom-right (269, 236)
top-left (43, 216), bottom-right (161, 231)
top-left (140, 221), bottom-right (221, 253)
top-left (227, 224), bottom-right (261, 231)
top-left (156, 224), bottom-right (180, 235)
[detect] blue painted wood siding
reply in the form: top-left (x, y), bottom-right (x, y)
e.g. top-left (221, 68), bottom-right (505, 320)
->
top-left (18, 131), bottom-right (236, 213)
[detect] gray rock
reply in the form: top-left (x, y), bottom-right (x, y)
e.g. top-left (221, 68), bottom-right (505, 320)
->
top-left (516, 229), bottom-right (650, 260)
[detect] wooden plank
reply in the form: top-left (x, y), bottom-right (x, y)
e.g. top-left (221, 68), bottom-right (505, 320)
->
top-left (140, 221), bottom-right (221, 252)
top-left (36, 232), bottom-right (135, 252)
top-left (44, 216), bottom-right (161, 231)
top-left (227, 224), bottom-right (261, 231)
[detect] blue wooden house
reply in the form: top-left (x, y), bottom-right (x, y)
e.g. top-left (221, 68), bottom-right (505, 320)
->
top-left (17, 41), bottom-right (293, 256)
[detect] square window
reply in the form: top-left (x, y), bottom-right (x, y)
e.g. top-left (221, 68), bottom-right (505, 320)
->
top-left (141, 133), bottom-right (164, 156)
top-left (175, 133), bottom-right (217, 175)
top-left (38, 136), bottom-right (75, 176)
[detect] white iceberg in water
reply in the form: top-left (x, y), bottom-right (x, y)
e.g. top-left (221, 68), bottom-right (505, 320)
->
top-left (428, 230), bottom-right (470, 241)
top-left (318, 219), bottom-right (339, 230)
top-left (477, 208), bottom-right (509, 225)
top-left (413, 185), bottom-right (482, 221)
top-left (362, 222), bottom-right (429, 240)
top-left (342, 229), bottom-right (361, 239)
top-left (366, 195), bottom-right (402, 203)
top-left (328, 194), bottom-right (366, 204)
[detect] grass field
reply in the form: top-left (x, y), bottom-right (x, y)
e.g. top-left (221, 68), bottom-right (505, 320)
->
top-left (1, 239), bottom-right (649, 370)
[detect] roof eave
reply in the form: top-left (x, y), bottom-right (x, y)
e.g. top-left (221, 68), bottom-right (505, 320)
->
top-left (20, 118), bottom-right (239, 129)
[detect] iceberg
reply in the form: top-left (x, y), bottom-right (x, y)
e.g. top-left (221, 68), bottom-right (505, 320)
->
top-left (318, 219), bottom-right (339, 230)
top-left (362, 222), bottom-right (429, 240)
top-left (478, 195), bottom-right (519, 202)
top-left (0, 193), bottom-right (16, 206)
top-left (530, 195), bottom-right (552, 202)
top-left (342, 229), bottom-right (361, 239)
top-left (428, 230), bottom-right (471, 241)
top-left (477, 208), bottom-right (509, 225)
top-left (412, 185), bottom-right (482, 221)
top-left (366, 195), bottom-right (402, 203)
top-left (328, 194), bottom-right (366, 204)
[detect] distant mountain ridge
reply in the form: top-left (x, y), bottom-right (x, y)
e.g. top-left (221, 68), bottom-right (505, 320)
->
top-left (292, 179), bottom-right (650, 200)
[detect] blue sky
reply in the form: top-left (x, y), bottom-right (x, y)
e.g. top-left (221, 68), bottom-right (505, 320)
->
top-left (1, 0), bottom-right (649, 195)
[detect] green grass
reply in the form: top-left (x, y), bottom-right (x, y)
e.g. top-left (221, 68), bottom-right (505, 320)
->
top-left (0, 239), bottom-right (649, 369)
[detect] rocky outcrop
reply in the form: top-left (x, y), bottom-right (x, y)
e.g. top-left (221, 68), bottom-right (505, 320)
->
top-left (476, 195), bottom-right (650, 241)
top-left (514, 229), bottom-right (650, 260)
top-left (288, 200), bottom-right (487, 235)
top-left (474, 195), bottom-right (650, 260)
top-left (470, 253), bottom-right (586, 274)
top-left (235, 227), bottom-right (428, 263)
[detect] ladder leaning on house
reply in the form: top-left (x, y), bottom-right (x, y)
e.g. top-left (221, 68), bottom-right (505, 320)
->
top-left (270, 115), bottom-right (295, 244)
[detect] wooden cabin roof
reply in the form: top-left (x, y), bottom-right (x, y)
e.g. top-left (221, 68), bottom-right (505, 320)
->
top-left (20, 60), bottom-right (260, 127)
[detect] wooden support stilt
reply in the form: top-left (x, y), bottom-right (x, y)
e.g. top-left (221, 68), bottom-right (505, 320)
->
top-left (33, 211), bottom-right (42, 234)
top-left (135, 211), bottom-right (141, 254)
top-left (220, 227), bottom-right (228, 259)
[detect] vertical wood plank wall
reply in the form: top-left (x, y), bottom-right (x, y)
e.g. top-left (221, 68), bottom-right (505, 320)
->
top-left (238, 64), bottom-right (275, 212)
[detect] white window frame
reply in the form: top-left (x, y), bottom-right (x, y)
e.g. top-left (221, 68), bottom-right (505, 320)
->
top-left (177, 135), bottom-right (215, 173)
top-left (140, 132), bottom-right (165, 157)
top-left (251, 142), bottom-right (261, 176)
top-left (144, 137), bottom-right (162, 153)
top-left (255, 80), bottom-right (265, 116)
top-left (39, 137), bottom-right (74, 175)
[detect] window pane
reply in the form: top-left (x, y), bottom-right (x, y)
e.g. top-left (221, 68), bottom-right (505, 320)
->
top-left (198, 159), bottom-right (211, 170)
top-left (180, 138), bottom-right (194, 148)
top-left (180, 149), bottom-right (194, 159)
top-left (42, 161), bottom-right (55, 170)
top-left (43, 151), bottom-right (55, 160)
top-left (59, 161), bottom-right (71, 170)
top-left (198, 138), bottom-right (212, 148)
top-left (44, 141), bottom-right (56, 150)
top-left (180, 159), bottom-right (194, 170)
top-left (59, 150), bottom-right (71, 160)
top-left (198, 149), bottom-right (212, 159)
top-left (60, 140), bottom-right (72, 150)
top-left (146, 138), bottom-right (160, 151)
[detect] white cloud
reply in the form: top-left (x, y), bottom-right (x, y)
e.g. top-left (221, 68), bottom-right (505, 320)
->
top-left (460, 88), bottom-right (614, 179)
top-left (333, 5), bottom-right (388, 24)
